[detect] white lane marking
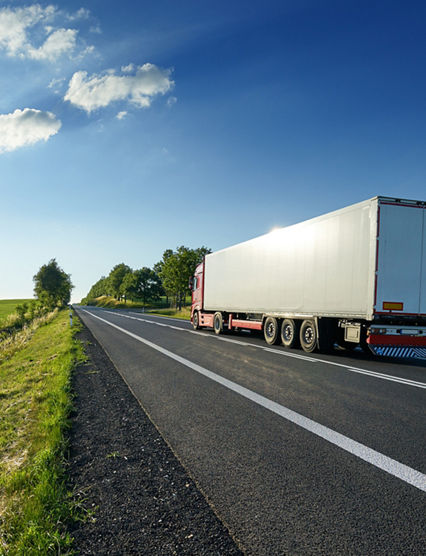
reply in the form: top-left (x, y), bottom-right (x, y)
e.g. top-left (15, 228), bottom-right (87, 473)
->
top-left (345, 367), bottom-right (426, 388)
top-left (100, 309), bottom-right (426, 390)
top-left (82, 309), bottom-right (426, 493)
top-left (262, 346), bottom-right (320, 362)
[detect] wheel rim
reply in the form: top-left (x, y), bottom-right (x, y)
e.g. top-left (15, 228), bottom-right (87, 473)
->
top-left (303, 326), bottom-right (314, 345)
top-left (266, 322), bottom-right (276, 338)
top-left (283, 324), bottom-right (293, 342)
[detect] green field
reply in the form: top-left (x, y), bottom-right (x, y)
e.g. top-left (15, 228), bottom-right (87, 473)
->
top-left (0, 299), bottom-right (33, 326)
top-left (0, 309), bottom-right (84, 554)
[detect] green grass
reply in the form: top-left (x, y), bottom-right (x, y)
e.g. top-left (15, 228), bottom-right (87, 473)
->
top-left (0, 300), bottom-right (33, 327)
top-left (0, 309), bottom-right (85, 555)
top-left (147, 307), bottom-right (191, 320)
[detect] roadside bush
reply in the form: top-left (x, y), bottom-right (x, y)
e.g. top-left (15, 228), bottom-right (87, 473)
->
top-left (15, 303), bottom-right (28, 324)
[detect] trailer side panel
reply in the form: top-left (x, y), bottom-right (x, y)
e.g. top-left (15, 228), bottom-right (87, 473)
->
top-left (204, 199), bottom-right (377, 318)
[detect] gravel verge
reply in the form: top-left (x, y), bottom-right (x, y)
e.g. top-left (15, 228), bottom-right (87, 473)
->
top-left (68, 322), bottom-right (243, 555)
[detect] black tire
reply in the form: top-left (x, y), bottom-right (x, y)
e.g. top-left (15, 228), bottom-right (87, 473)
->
top-left (213, 312), bottom-right (223, 335)
top-left (264, 317), bottom-right (280, 345)
top-left (280, 319), bottom-right (300, 348)
top-left (192, 310), bottom-right (200, 330)
top-left (300, 319), bottom-right (318, 353)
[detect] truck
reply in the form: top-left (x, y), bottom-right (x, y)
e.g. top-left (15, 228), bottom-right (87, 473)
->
top-left (190, 196), bottom-right (426, 358)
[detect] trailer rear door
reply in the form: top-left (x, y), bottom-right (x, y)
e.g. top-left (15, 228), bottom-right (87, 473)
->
top-left (375, 201), bottom-right (425, 316)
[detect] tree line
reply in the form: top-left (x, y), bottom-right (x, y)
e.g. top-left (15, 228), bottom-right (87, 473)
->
top-left (82, 245), bottom-right (211, 309)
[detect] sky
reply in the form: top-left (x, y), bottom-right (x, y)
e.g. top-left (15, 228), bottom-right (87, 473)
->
top-left (1, 0), bottom-right (426, 303)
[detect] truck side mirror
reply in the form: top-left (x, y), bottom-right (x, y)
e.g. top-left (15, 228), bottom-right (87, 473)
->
top-left (188, 277), bottom-right (194, 290)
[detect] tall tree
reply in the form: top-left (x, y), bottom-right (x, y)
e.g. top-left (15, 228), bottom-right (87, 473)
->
top-left (154, 249), bottom-right (173, 304)
top-left (133, 267), bottom-right (163, 305)
top-left (119, 271), bottom-right (137, 302)
top-left (156, 246), bottom-right (211, 309)
top-left (33, 259), bottom-right (73, 308)
top-left (86, 276), bottom-right (109, 299)
top-left (193, 246), bottom-right (211, 266)
top-left (108, 263), bottom-right (131, 299)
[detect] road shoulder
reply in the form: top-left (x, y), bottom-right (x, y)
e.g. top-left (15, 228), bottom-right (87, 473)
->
top-left (68, 321), bottom-right (242, 555)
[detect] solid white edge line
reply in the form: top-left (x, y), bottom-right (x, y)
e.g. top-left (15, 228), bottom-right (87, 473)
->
top-left (101, 309), bottom-right (426, 389)
top-left (82, 309), bottom-right (426, 493)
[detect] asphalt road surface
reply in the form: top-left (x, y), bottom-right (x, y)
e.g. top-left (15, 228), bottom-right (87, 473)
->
top-left (75, 306), bottom-right (426, 555)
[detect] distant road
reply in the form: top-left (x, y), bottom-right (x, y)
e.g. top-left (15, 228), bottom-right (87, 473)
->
top-left (75, 306), bottom-right (426, 555)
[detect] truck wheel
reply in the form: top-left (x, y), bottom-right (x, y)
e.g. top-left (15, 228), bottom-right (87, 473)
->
top-left (213, 312), bottom-right (223, 335)
top-left (192, 311), bottom-right (200, 330)
top-left (264, 317), bottom-right (280, 345)
top-left (300, 319), bottom-right (317, 353)
top-left (281, 319), bottom-right (300, 348)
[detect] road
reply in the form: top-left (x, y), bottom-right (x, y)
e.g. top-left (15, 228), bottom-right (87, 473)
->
top-left (75, 306), bottom-right (426, 555)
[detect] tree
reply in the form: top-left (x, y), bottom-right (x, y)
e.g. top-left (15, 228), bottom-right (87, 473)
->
top-left (108, 263), bottom-right (131, 299)
top-left (33, 259), bottom-right (73, 308)
top-left (153, 249), bottom-right (173, 277)
top-left (119, 268), bottom-right (163, 304)
top-left (133, 267), bottom-right (163, 305)
top-left (84, 276), bottom-right (110, 301)
top-left (154, 249), bottom-right (173, 304)
top-left (156, 246), bottom-right (211, 310)
top-left (193, 246), bottom-right (211, 265)
top-left (119, 271), bottom-right (137, 302)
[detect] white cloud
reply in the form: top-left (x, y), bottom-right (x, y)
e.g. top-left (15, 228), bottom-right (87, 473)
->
top-left (64, 63), bottom-right (174, 113)
top-left (167, 96), bottom-right (177, 107)
top-left (121, 63), bottom-right (134, 73)
top-left (27, 28), bottom-right (77, 61)
top-left (0, 4), bottom-right (92, 61)
top-left (0, 108), bottom-right (61, 153)
top-left (48, 76), bottom-right (66, 93)
top-left (116, 111), bottom-right (128, 120)
top-left (0, 5), bottom-right (54, 57)
top-left (67, 8), bottom-right (90, 21)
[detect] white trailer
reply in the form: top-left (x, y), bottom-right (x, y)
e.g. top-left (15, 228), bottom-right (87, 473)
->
top-left (191, 196), bottom-right (426, 357)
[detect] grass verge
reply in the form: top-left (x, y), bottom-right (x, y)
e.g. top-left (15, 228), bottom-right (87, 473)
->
top-left (147, 307), bottom-right (191, 320)
top-left (0, 309), bottom-right (85, 555)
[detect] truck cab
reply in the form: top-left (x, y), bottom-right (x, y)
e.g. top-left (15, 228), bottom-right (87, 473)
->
top-left (191, 262), bottom-right (204, 329)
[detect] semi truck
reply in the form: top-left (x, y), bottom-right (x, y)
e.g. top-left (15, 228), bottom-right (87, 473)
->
top-left (190, 196), bottom-right (426, 358)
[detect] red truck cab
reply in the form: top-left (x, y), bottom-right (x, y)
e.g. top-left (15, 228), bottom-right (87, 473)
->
top-left (191, 262), bottom-right (204, 329)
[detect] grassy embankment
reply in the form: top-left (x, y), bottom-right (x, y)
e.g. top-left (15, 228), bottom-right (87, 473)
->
top-left (83, 295), bottom-right (191, 320)
top-left (0, 300), bottom-right (33, 327)
top-left (0, 307), bottom-right (85, 554)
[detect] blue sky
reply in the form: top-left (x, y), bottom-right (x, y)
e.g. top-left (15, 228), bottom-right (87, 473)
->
top-left (1, 0), bottom-right (425, 303)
